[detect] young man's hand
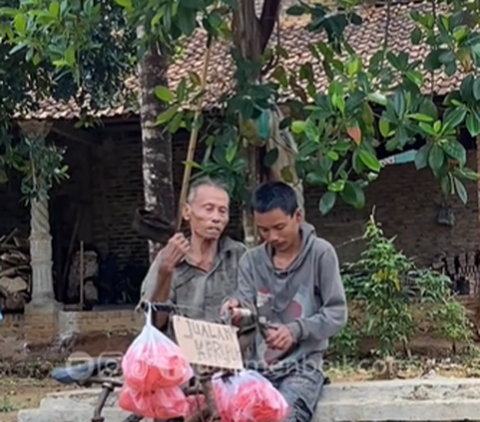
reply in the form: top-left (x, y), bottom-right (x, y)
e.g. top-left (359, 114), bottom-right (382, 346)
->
top-left (266, 324), bottom-right (295, 351)
top-left (221, 298), bottom-right (244, 325)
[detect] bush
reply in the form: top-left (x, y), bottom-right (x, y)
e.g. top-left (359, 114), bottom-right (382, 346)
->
top-left (331, 212), bottom-right (472, 358)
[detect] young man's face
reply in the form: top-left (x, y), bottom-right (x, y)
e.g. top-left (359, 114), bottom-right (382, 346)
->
top-left (254, 208), bottom-right (302, 252)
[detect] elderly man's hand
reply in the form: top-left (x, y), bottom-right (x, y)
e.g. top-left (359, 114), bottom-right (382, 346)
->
top-left (160, 233), bottom-right (189, 273)
top-left (266, 324), bottom-right (296, 351)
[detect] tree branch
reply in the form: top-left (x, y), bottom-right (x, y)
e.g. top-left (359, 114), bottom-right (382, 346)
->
top-left (259, 0), bottom-right (282, 52)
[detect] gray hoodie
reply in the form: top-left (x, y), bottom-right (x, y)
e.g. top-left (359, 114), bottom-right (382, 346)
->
top-left (232, 223), bottom-right (347, 370)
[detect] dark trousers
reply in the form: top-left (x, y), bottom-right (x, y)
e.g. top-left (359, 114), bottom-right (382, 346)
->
top-left (265, 363), bottom-right (325, 422)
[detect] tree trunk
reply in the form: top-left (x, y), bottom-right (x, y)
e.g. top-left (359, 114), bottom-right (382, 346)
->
top-left (232, 0), bottom-right (304, 243)
top-left (138, 41), bottom-right (175, 262)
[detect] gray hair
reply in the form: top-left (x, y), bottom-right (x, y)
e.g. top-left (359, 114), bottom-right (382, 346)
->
top-left (186, 176), bottom-right (230, 203)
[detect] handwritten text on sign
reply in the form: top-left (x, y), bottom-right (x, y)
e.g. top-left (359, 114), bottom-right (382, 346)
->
top-left (172, 316), bottom-right (243, 370)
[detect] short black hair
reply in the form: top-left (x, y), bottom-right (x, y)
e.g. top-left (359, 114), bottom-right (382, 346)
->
top-left (250, 181), bottom-right (298, 216)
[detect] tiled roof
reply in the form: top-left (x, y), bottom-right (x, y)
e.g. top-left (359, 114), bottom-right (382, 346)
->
top-left (19, 1), bottom-right (457, 120)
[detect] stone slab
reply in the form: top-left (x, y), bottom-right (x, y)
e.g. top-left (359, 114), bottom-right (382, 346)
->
top-left (17, 408), bottom-right (135, 422)
top-left (24, 378), bottom-right (480, 422)
top-left (40, 389), bottom-right (120, 409)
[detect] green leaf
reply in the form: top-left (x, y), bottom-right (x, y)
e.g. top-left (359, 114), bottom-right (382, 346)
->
top-left (460, 75), bottom-right (475, 101)
top-left (439, 50), bottom-right (455, 65)
top-left (319, 191), bottom-right (337, 215)
top-left (49, 1), bottom-right (60, 17)
top-left (442, 108), bottom-right (466, 132)
top-left (154, 86), bottom-right (174, 103)
top-left (358, 149), bottom-right (381, 172)
top-left (340, 181), bottom-right (365, 209)
top-left (328, 180), bottom-right (345, 192)
top-left (13, 13), bottom-right (26, 34)
top-left (466, 110), bottom-right (480, 136)
top-left (456, 167), bottom-right (480, 181)
top-left (263, 148), bottom-right (279, 167)
top-left (305, 119), bottom-right (320, 141)
top-left (474, 79), bottom-right (480, 101)
top-left (415, 144), bottom-right (430, 170)
top-left (453, 177), bottom-right (468, 205)
top-left (177, 8), bottom-right (196, 36)
top-left (411, 27), bottom-right (423, 45)
top-left (418, 98), bottom-right (438, 120)
top-left (408, 113), bottom-right (434, 123)
top-left (367, 92), bottom-right (387, 106)
top-left (115, 0), bottom-right (132, 7)
top-left (441, 139), bottom-right (466, 165)
top-left (286, 5), bottom-right (305, 16)
top-left (395, 125), bottom-right (409, 147)
top-left (378, 117), bottom-right (390, 138)
top-left (64, 45), bottom-right (76, 67)
top-left (347, 57), bottom-right (361, 76)
top-left (428, 144), bottom-right (446, 175)
top-left (155, 106), bottom-right (178, 125)
top-left (225, 143), bottom-right (238, 164)
top-left (391, 90), bottom-right (406, 118)
top-left (424, 50), bottom-right (442, 72)
top-left (306, 171), bottom-right (327, 185)
top-left (291, 121), bottom-right (305, 134)
top-left (440, 174), bottom-right (452, 196)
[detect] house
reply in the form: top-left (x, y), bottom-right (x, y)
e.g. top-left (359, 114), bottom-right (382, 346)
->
top-left (1, 0), bottom-right (478, 343)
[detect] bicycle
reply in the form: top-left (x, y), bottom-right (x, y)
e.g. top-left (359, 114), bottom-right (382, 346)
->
top-left (50, 301), bottom-right (267, 422)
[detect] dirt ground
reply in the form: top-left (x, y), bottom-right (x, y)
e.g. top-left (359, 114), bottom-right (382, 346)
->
top-left (0, 378), bottom-right (74, 422)
top-left (1, 332), bottom-right (480, 422)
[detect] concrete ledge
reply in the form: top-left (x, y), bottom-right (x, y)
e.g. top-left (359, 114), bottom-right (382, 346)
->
top-left (40, 389), bottom-right (120, 409)
top-left (22, 378), bottom-right (480, 422)
top-left (17, 408), bottom-right (133, 422)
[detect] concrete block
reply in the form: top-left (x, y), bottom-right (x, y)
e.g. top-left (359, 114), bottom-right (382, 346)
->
top-left (22, 377), bottom-right (480, 422)
top-left (40, 388), bottom-right (119, 409)
top-left (17, 408), bottom-right (133, 422)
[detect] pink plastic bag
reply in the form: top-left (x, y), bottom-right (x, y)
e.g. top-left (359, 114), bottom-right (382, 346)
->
top-left (213, 375), bottom-right (235, 422)
top-left (119, 384), bottom-right (188, 419)
top-left (185, 394), bottom-right (207, 419)
top-left (215, 370), bottom-right (289, 422)
top-left (121, 303), bottom-right (193, 391)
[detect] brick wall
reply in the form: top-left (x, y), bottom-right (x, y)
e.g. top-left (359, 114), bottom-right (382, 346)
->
top-left (58, 309), bottom-right (143, 337)
top-left (0, 310), bottom-right (142, 343)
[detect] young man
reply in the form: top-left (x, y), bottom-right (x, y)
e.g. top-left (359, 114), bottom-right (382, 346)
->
top-left (140, 177), bottom-right (246, 328)
top-left (223, 181), bottom-right (347, 422)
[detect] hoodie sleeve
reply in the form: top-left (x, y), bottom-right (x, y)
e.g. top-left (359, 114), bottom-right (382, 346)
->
top-left (230, 252), bottom-right (257, 307)
top-left (287, 242), bottom-right (347, 342)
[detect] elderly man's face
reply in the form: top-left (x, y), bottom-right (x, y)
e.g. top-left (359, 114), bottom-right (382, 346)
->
top-left (183, 185), bottom-right (230, 240)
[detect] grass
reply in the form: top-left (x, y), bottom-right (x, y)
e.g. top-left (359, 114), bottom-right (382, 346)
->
top-left (0, 396), bottom-right (16, 413)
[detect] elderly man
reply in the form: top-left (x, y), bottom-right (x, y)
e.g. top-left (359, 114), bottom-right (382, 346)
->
top-left (140, 176), bottom-right (246, 328)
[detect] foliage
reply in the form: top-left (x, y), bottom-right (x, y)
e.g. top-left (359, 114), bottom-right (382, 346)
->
top-left (152, 0), bottom-right (480, 213)
top-left (5, 0), bottom-right (480, 212)
top-left (331, 213), bottom-right (472, 357)
top-left (5, 132), bottom-right (68, 201)
top-left (429, 300), bottom-right (472, 351)
top-left (0, 0), bottom-right (135, 198)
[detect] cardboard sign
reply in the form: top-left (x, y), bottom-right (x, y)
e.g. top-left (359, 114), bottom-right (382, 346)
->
top-left (172, 315), bottom-right (244, 370)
